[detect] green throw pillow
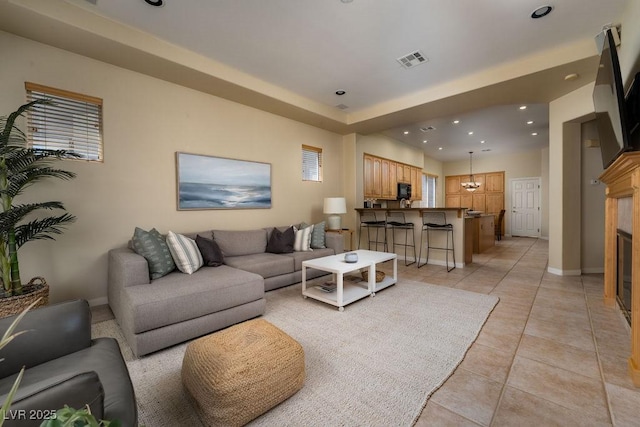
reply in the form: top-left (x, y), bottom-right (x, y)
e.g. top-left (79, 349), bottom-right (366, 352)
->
top-left (310, 221), bottom-right (326, 249)
top-left (131, 227), bottom-right (176, 279)
top-left (300, 221), bottom-right (326, 249)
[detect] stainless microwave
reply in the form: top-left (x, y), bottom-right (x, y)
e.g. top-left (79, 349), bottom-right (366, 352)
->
top-left (397, 183), bottom-right (411, 200)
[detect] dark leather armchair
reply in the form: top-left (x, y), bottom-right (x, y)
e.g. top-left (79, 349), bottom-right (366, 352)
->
top-left (0, 300), bottom-right (137, 427)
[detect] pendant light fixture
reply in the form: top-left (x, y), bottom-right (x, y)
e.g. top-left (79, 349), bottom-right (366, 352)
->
top-left (461, 151), bottom-right (481, 192)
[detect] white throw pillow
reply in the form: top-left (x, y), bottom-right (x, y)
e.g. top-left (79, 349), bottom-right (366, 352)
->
top-left (294, 225), bottom-right (314, 252)
top-left (166, 231), bottom-right (204, 274)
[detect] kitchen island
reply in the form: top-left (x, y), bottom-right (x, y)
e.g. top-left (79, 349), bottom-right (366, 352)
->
top-left (355, 208), bottom-right (469, 268)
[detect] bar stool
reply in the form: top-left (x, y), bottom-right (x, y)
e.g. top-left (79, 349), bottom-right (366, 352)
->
top-left (358, 210), bottom-right (387, 251)
top-left (418, 211), bottom-right (455, 272)
top-left (385, 211), bottom-right (416, 266)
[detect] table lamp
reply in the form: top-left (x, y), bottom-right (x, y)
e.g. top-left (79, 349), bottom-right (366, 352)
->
top-left (323, 197), bottom-right (347, 230)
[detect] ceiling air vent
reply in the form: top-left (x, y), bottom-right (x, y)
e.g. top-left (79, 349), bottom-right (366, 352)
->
top-left (420, 126), bottom-right (436, 132)
top-left (397, 50), bottom-right (428, 69)
top-left (335, 104), bottom-right (349, 110)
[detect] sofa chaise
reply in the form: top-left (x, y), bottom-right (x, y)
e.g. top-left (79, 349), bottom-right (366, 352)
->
top-left (0, 299), bottom-right (137, 427)
top-left (108, 226), bottom-right (343, 357)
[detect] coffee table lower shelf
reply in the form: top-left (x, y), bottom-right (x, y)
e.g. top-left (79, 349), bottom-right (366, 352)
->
top-left (302, 281), bottom-right (371, 311)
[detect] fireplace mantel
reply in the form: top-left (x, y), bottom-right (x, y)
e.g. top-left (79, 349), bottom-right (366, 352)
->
top-left (600, 151), bottom-right (640, 386)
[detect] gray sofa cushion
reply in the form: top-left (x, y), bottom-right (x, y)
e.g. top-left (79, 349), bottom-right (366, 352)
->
top-left (224, 253), bottom-right (295, 278)
top-left (213, 229), bottom-right (267, 256)
top-left (284, 248), bottom-right (335, 270)
top-left (123, 265), bottom-right (264, 333)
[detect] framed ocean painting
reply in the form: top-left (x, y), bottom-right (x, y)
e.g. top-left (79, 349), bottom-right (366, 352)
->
top-left (176, 152), bottom-right (272, 210)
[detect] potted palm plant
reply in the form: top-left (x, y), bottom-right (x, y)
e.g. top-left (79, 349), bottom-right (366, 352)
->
top-left (0, 100), bottom-right (76, 317)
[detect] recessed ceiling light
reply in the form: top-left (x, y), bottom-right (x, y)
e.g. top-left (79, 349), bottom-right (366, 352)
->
top-left (519, 105), bottom-right (527, 110)
top-left (531, 132), bottom-right (538, 136)
top-left (438, 147), bottom-right (443, 150)
top-left (480, 140), bottom-right (485, 144)
top-left (527, 120), bottom-right (534, 125)
top-left (468, 131), bottom-right (474, 135)
top-left (531, 5), bottom-right (553, 19)
top-left (423, 140), bottom-right (428, 144)
top-left (335, 90), bottom-right (346, 96)
top-left (403, 131), bottom-right (409, 135)
top-left (452, 120), bottom-right (460, 124)
top-left (144, 0), bottom-right (164, 6)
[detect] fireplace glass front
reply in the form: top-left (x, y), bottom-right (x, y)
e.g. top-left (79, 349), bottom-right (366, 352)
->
top-left (617, 229), bottom-right (632, 325)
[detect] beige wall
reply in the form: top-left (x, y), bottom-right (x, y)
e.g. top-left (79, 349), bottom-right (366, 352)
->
top-left (540, 147), bottom-right (550, 238)
top-left (443, 148), bottom-right (547, 237)
top-left (548, 84), bottom-right (594, 275)
top-left (581, 120), bottom-right (605, 273)
top-left (0, 31), bottom-right (344, 305)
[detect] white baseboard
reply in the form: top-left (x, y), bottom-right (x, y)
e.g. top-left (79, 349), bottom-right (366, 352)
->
top-left (88, 296), bottom-right (108, 307)
top-left (582, 267), bottom-right (604, 274)
top-left (547, 267), bottom-right (582, 276)
top-left (539, 235), bottom-right (549, 241)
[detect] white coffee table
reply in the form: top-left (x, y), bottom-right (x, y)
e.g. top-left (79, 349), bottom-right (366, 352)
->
top-left (301, 250), bottom-right (397, 311)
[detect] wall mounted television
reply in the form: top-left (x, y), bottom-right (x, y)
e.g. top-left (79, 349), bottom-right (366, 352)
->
top-left (593, 28), bottom-right (638, 169)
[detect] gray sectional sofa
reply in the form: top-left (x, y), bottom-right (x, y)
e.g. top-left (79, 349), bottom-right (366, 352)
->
top-left (108, 227), bottom-right (343, 357)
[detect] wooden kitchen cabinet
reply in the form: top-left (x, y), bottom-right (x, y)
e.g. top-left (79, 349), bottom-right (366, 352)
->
top-left (445, 194), bottom-right (460, 208)
top-left (410, 167), bottom-right (422, 201)
top-left (460, 193), bottom-right (472, 209)
top-left (446, 170), bottom-right (504, 216)
top-left (364, 154), bottom-right (382, 198)
top-left (472, 193), bottom-right (486, 212)
top-left (471, 215), bottom-right (495, 253)
top-left (397, 164), bottom-right (411, 183)
top-left (446, 176), bottom-right (461, 195)
top-left (485, 193), bottom-right (504, 215)
top-left (485, 172), bottom-right (505, 192)
top-left (364, 153), bottom-right (423, 200)
top-left (381, 159), bottom-right (396, 199)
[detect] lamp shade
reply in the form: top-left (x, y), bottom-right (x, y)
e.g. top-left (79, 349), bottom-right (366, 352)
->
top-left (323, 197), bottom-right (347, 214)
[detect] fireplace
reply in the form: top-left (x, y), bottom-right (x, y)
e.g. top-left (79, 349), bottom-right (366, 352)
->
top-left (617, 229), bottom-right (632, 325)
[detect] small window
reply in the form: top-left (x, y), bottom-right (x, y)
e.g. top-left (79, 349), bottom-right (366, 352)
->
top-left (422, 174), bottom-right (437, 207)
top-left (302, 144), bottom-right (322, 182)
top-left (25, 82), bottom-right (103, 162)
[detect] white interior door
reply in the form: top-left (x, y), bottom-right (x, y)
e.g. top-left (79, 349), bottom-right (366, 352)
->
top-left (511, 178), bottom-right (541, 237)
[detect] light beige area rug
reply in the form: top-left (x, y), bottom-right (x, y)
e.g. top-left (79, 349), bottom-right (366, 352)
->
top-left (92, 279), bottom-right (498, 427)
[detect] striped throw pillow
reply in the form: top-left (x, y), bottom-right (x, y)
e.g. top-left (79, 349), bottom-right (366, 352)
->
top-left (166, 231), bottom-right (204, 274)
top-left (294, 225), bottom-right (314, 252)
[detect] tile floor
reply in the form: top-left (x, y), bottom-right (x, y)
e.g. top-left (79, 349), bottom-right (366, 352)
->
top-left (383, 237), bottom-right (640, 426)
top-left (93, 237), bottom-right (640, 426)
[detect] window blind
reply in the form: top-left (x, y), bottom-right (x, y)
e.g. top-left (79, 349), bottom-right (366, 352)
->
top-left (25, 82), bottom-right (103, 162)
top-left (302, 144), bottom-right (322, 181)
top-left (422, 174), bottom-right (437, 207)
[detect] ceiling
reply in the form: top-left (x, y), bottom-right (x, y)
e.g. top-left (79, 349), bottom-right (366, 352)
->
top-left (0, 0), bottom-right (629, 161)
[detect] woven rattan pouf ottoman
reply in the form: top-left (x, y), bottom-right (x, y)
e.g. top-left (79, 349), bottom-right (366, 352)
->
top-left (182, 318), bottom-right (305, 426)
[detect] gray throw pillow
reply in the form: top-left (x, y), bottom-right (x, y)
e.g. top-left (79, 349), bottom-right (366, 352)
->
top-left (266, 226), bottom-right (295, 254)
top-left (196, 235), bottom-right (224, 267)
top-left (131, 227), bottom-right (176, 279)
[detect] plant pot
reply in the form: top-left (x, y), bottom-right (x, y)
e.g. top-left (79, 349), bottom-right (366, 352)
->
top-left (0, 277), bottom-right (49, 318)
